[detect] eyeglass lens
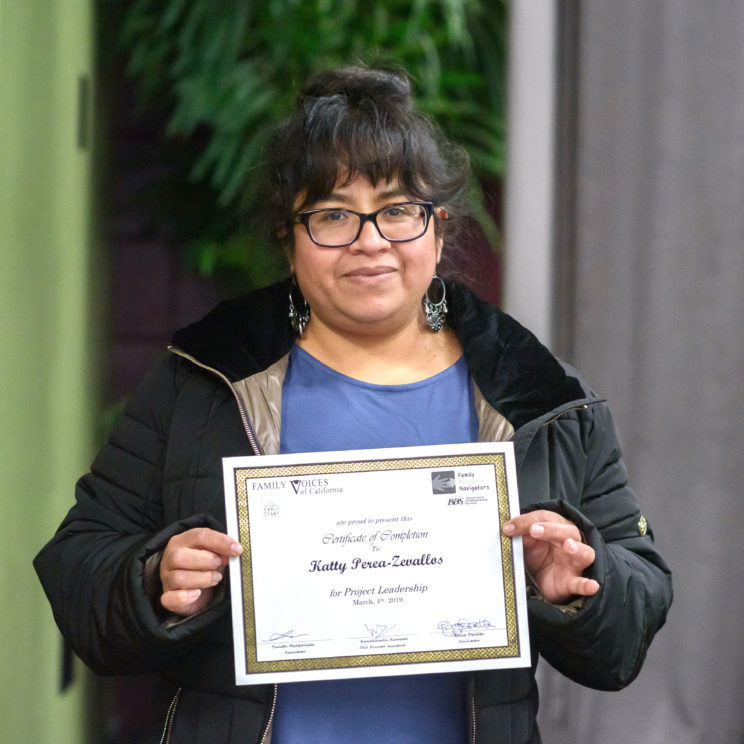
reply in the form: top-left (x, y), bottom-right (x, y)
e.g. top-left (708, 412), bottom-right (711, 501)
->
top-left (307, 203), bottom-right (429, 246)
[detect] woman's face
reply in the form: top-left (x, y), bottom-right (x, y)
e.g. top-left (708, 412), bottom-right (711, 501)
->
top-left (289, 175), bottom-right (442, 338)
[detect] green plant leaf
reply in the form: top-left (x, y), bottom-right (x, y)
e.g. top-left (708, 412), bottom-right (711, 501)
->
top-left (106, 0), bottom-right (509, 291)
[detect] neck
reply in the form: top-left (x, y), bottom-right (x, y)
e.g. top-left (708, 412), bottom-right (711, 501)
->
top-left (297, 315), bottom-right (461, 385)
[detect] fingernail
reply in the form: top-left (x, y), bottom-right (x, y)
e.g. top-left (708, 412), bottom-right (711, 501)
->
top-left (212, 571), bottom-right (223, 585)
top-left (230, 543), bottom-right (243, 556)
top-left (531, 524), bottom-right (545, 537)
top-left (187, 589), bottom-right (201, 601)
top-left (503, 522), bottom-right (515, 534)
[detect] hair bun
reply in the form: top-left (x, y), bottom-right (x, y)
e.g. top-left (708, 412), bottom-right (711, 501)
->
top-left (300, 66), bottom-right (412, 109)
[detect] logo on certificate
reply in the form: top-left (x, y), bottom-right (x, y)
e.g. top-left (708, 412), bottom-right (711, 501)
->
top-left (263, 496), bottom-right (279, 518)
top-left (431, 470), bottom-right (456, 494)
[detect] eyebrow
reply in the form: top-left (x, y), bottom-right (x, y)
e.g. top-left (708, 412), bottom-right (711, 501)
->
top-left (319, 187), bottom-right (407, 206)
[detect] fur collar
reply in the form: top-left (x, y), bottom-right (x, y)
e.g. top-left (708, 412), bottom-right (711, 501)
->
top-left (172, 277), bottom-right (586, 430)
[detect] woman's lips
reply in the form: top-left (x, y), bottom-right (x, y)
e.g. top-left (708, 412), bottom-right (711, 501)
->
top-left (344, 266), bottom-right (396, 279)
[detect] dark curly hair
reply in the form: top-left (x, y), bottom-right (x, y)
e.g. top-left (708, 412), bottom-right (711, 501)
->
top-left (259, 65), bottom-right (471, 259)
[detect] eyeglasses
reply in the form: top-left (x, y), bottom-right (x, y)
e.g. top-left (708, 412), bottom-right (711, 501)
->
top-left (292, 201), bottom-right (434, 247)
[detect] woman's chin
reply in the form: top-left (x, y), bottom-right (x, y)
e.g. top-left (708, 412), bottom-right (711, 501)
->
top-left (321, 308), bottom-right (419, 336)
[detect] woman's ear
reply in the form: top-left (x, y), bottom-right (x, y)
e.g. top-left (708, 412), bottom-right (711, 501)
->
top-left (277, 226), bottom-right (295, 272)
top-left (434, 207), bottom-right (448, 264)
top-left (284, 242), bottom-right (295, 273)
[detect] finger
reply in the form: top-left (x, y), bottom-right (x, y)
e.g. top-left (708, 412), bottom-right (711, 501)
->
top-left (565, 575), bottom-right (600, 597)
top-left (562, 537), bottom-right (596, 571)
top-left (527, 521), bottom-right (583, 544)
top-left (163, 545), bottom-right (228, 573)
top-left (162, 568), bottom-right (224, 593)
top-left (161, 588), bottom-right (210, 616)
top-left (169, 527), bottom-right (243, 558)
top-left (171, 527), bottom-right (243, 558)
top-left (503, 510), bottom-right (571, 536)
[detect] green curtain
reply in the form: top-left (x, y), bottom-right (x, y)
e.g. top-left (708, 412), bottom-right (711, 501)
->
top-left (0, 0), bottom-right (98, 740)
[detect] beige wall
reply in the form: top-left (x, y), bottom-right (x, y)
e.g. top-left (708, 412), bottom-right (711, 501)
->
top-left (0, 1), bottom-right (98, 740)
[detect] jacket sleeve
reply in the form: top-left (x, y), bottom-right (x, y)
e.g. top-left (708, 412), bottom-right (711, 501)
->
top-left (522, 400), bottom-right (673, 691)
top-left (33, 354), bottom-right (228, 676)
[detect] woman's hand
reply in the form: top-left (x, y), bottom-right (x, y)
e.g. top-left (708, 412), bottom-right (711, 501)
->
top-left (160, 527), bottom-right (243, 617)
top-left (503, 510), bottom-right (599, 604)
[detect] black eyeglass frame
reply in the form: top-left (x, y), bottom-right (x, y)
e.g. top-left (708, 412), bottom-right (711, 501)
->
top-left (292, 201), bottom-right (435, 247)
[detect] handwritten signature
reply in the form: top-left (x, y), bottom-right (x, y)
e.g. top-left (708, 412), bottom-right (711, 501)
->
top-left (365, 623), bottom-right (397, 640)
top-left (268, 630), bottom-right (309, 641)
top-left (437, 619), bottom-right (494, 637)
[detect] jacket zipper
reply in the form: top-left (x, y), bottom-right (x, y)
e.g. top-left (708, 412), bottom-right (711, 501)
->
top-left (159, 687), bottom-right (181, 744)
top-left (168, 345), bottom-right (263, 456)
top-left (540, 402), bottom-right (591, 427)
top-left (471, 691), bottom-right (477, 744)
top-left (167, 345), bottom-right (278, 742)
top-left (259, 685), bottom-right (279, 744)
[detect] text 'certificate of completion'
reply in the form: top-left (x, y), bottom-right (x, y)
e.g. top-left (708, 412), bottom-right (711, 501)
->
top-left (223, 442), bottom-right (529, 684)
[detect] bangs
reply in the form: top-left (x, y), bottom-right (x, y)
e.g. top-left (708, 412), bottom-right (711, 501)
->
top-left (260, 66), bottom-right (470, 254)
top-left (293, 95), bottom-right (438, 210)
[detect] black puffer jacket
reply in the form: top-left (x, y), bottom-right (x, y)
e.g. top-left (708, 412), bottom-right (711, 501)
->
top-left (34, 279), bottom-right (672, 743)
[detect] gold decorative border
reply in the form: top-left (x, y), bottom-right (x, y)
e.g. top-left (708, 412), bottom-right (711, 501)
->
top-left (232, 453), bottom-right (521, 675)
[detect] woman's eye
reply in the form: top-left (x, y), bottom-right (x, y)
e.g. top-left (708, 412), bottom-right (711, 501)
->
top-left (320, 210), bottom-right (348, 223)
top-left (383, 204), bottom-right (414, 219)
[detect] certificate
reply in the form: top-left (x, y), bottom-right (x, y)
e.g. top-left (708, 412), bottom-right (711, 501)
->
top-left (223, 442), bottom-right (529, 684)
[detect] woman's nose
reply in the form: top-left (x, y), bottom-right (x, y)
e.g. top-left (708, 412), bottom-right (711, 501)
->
top-left (351, 217), bottom-right (389, 252)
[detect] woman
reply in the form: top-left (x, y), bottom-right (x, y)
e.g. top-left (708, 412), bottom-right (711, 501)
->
top-left (35, 66), bottom-right (672, 743)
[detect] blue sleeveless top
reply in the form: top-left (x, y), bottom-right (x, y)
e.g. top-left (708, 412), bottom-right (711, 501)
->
top-left (273, 346), bottom-right (477, 744)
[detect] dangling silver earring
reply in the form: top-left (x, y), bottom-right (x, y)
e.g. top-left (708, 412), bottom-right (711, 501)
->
top-left (423, 274), bottom-right (447, 332)
top-left (288, 277), bottom-right (310, 336)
